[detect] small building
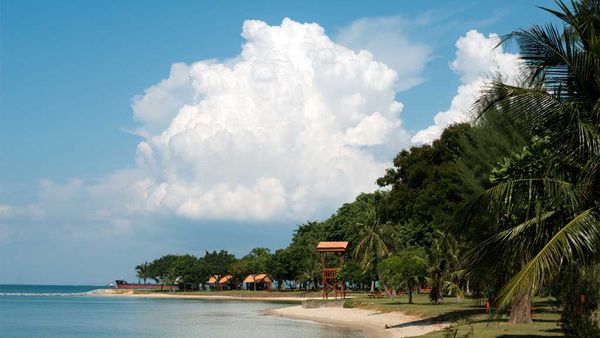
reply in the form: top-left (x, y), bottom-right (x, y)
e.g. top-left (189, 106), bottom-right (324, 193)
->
top-left (206, 275), bottom-right (220, 290)
top-left (218, 274), bottom-right (234, 290)
top-left (243, 273), bottom-right (272, 291)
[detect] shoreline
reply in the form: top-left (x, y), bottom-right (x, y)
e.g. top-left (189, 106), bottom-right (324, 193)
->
top-left (90, 288), bottom-right (308, 303)
top-left (268, 305), bottom-right (446, 338)
top-left (94, 289), bottom-right (445, 337)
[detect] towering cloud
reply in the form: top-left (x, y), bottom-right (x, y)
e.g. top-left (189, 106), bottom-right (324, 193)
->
top-left (131, 18), bottom-right (410, 221)
top-left (411, 30), bottom-right (521, 144)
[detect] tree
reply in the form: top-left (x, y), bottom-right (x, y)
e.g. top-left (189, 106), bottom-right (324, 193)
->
top-left (466, 0), bottom-right (600, 324)
top-left (337, 262), bottom-right (370, 291)
top-left (556, 263), bottom-right (600, 337)
top-left (379, 249), bottom-right (427, 304)
top-left (354, 206), bottom-right (396, 292)
top-left (135, 262), bottom-right (151, 284)
top-left (174, 255), bottom-right (204, 289)
top-left (202, 250), bottom-right (236, 279)
top-left (378, 124), bottom-right (477, 248)
top-left (268, 248), bottom-right (301, 290)
top-left (288, 221), bottom-right (324, 290)
top-left (424, 234), bottom-right (464, 303)
top-left (147, 255), bottom-right (180, 285)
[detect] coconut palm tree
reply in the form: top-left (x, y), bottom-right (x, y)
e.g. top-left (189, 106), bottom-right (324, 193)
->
top-left (467, 0), bottom-right (600, 323)
top-left (424, 234), bottom-right (465, 304)
top-left (354, 206), bottom-right (396, 292)
top-left (135, 262), bottom-right (151, 284)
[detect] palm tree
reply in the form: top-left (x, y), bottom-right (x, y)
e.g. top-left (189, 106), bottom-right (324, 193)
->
top-left (162, 267), bottom-right (180, 292)
top-left (135, 262), bottom-right (151, 285)
top-left (424, 234), bottom-right (465, 304)
top-left (467, 0), bottom-right (600, 323)
top-left (354, 206), bottom-right (396, 292)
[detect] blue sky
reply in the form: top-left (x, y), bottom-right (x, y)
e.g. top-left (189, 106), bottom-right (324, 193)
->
top-left (0, 0), bottom-right (558, 284)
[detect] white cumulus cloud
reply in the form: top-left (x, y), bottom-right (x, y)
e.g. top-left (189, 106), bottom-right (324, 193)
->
top-left (411, 30), bottom-right (522, 144)
top-left (130, 18), bottom-right (411, 221)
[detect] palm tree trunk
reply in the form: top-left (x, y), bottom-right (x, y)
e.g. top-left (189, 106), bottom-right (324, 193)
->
top-left (370, 280), bottom-right (375, 292)
top-left (408, 287), bottom-right (413, 304)
top-left (508, 292), bottom-right (533, 324)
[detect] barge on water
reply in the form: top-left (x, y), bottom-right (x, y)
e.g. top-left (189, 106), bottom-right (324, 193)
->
top-left (114, 280), bottom-right (178, 291)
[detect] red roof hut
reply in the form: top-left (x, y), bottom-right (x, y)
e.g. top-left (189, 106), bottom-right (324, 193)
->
top-left (243, 273), bottom-right (272, 291)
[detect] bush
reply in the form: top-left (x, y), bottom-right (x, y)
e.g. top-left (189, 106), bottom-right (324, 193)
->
top-left (557, 263), bottom-right (600, 337)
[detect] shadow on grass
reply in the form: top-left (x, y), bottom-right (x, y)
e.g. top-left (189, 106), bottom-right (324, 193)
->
top-left (497, 335), bottom-right (554, 338)
top-left (386, 308), bottom-right (482, 328)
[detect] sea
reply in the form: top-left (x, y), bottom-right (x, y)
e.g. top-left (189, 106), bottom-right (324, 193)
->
top-left (0, 285), bottom-right (363, 338)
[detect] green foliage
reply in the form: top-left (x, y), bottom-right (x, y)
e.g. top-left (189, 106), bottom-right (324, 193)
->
top-left (135, 262), bottom-right (152, 284)
top-left (323, 192), bottom-right (386, 252)
top-left (354, 206), bottom-right (396, 278)
top-left (268, 248), bottom-right (301, 289)
top-left (442, 319), bottom-right (474, 338)
top-left (556, 263), bottom-right (600, 337)
top-left (425, 234), bottom-right (465, 304)
top-left (232, 247), bottom-right (272, 279)
top-left (378, 124), bottom-right (477, 247)
top-left (337, 262), bottom-right (370, 286)
top-left (379, 249), bottom-right (427, 303)
top-left (147, 255), bottom-right (181, 283)
top-left (463, 0), bottom-right (600, 326)
top-left (202, 250), bottom-right (236, 278)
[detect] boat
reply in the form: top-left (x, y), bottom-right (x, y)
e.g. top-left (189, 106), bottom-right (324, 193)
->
top-left (114, 280), bottom-right (178, 290)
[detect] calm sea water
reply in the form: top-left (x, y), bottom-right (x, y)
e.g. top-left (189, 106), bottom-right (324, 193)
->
top-left (0, 285), bottom-right (363, 338)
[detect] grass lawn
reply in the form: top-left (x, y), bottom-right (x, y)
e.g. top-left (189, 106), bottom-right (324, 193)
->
top-left (345, 294), bottom-right (562, 337)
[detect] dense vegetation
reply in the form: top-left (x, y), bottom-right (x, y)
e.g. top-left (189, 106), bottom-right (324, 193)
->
top-left (134, 1), bottom-right (600, 335)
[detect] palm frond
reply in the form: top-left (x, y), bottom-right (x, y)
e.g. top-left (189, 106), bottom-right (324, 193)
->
top-left (494, 208), bottom-right (600, 311)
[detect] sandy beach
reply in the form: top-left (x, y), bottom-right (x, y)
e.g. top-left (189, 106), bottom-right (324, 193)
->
top-left (269, 305), bottom-right (445, 338)
top-left (92, 288), bottom-right (311, 302)
top-left (94, 289), bottom-right (445, 337)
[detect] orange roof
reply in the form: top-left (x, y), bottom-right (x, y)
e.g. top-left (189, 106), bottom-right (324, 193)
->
top-left (207, 275), bottom-right (220, 283)
top-left (218, 275), bottom-right (233, 284)
top-left (317, 241), bottom-right (349, 252)
top-left (243, 273), bottom-right (272, 283)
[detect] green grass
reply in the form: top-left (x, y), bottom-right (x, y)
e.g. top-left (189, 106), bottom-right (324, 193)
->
top-left (345, 294), bottom-right (562, 337)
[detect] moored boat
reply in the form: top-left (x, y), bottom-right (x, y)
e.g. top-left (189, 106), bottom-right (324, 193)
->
top-left (114, 280), bottom-right (178, 290)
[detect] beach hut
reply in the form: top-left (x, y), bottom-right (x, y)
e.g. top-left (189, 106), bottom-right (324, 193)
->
top-left (217, 275), bottom-right (234, 290)
top-left (243, 273), bottom-right (272, 291)
top-left (206, 275), bottom-right (220, 290)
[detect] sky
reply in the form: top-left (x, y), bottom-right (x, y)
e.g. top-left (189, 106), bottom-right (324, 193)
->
top-left (0, 0), bottom-right (559, 284)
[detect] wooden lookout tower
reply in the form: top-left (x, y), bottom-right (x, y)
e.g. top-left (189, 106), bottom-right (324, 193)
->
top-left (317, 241), bottom-right (348, 299)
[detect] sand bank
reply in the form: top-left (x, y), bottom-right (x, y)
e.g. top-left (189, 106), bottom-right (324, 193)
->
top-left (269, 305), bottom-right (446, 338)
top-left (92, 288), bottom-right (309, 302)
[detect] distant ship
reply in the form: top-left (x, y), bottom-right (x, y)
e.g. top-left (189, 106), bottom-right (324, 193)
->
top-left (114, 280), bottom-right (178, 290)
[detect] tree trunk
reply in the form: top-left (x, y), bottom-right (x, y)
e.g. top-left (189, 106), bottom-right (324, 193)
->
top-left (408, 288), bottom-right (413, 304)
top-left (370, 280), bottom-right (375, 292)
top-left (508, 293), bottom-right (533, 324)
